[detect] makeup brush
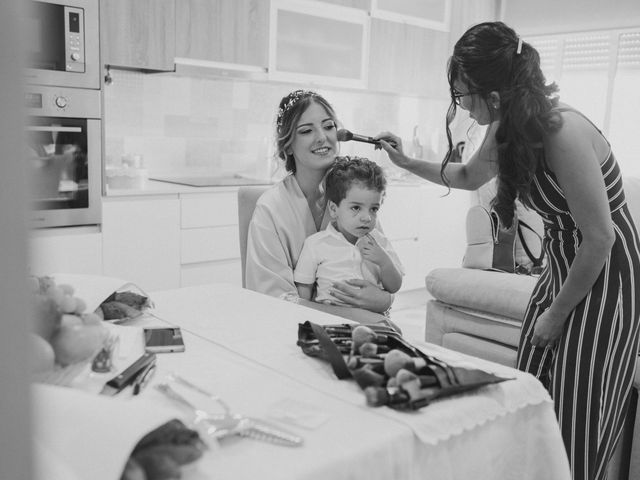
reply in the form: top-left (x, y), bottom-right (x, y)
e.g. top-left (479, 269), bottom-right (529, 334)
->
top-left (359, 341), bottom-right (378, 357)
top-left (347, 356), bottom-right (384, 370)
top-left (337, 129), bottom-right (397, 148)
top-left (394, 369), bottom-right (439, 403)
top-left (364, 386), bottom-right (409, 407)
top-left (324, 325), bottom-right (353, 335)
top-left (352, 365), bottom-right (386, 389)
top-left (351, 325), bottom-right (377, 349)
top-left (358, 342), bottom-right (390, 357)
top-left (395, 368), bottom-right (438, 388)
top-left (384, 349), bottom-right (428, 377)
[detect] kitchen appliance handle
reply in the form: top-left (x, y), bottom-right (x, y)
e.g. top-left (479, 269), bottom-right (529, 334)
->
top-left (27, 126), bottom-right (82, 133)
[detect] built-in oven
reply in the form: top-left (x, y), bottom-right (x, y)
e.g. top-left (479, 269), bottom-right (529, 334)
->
top-left (25, 0), bottom-right (100, 89)
top-left (26, 85), bottom-right (101, 228)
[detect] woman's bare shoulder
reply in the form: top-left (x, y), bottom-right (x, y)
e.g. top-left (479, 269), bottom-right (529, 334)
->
top-left (545, 107), bottom-right (609, 161)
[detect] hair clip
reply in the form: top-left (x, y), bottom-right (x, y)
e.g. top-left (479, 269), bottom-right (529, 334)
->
top-left (516, 36), bottom-right (523, 55)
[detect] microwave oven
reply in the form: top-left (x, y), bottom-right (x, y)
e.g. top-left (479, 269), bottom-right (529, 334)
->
top-left (25, 0), bottom-right (100, 89)
top-left (25, 85), bottom-right (102, 228)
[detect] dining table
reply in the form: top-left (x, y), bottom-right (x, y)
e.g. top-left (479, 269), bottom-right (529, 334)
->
top-left (33, 280), bottom-right (572, 480)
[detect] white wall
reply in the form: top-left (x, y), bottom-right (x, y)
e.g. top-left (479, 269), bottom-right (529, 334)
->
top-left (503, 0), bottom-right (640, 35)
top-left (0, 3), bottom-right (32, 480)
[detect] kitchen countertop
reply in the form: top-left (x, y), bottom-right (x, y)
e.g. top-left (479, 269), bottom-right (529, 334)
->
top-left (105, 177), bottom-right (430, 198)
top-left (104, 179), bottom-right (270, 197)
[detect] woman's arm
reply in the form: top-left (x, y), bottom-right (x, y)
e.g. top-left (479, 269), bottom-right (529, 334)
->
top-left (375, 122), bottom-right (499, 191)
top-left (531, 113), bottom-right (615, 348)
top-left (329, 279), bottom-right (393, 313)
top-left (245, 205), bottom-right (298, 298)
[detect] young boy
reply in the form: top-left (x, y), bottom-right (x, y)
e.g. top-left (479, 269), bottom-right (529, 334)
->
top-left (294, 156), bottom-right (404, 307)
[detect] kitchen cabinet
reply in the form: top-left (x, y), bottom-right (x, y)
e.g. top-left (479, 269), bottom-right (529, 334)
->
top-left (28, 226), bottom-right (103, 277)
top-left (26, 183), bottom-right (467, 294)
top-left (100, 0), bottom-right (175, 71)
top-left (371, 0), bottom-right (452, 31)
top-left (179, 191), bottom-right (242, 288)
top-left (312, 0), bottom-right (369, 9)
top-left (175, 0), bottom-right (270, 68)
top-left (269, 0), bottom-right (369, 88)
top-left (368, 18), bottom-right (450, 97)
top-left (102, 195), bottom-right (181, 291)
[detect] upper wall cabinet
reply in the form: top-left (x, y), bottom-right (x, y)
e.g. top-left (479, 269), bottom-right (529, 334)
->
top-left (368, 18), bottom-right (449, 97)
top-left (269, 0), bottom-right (369, 88)
top-left (371, 0), bottom-right (452, 31)
top-left (312, 0), bottom-right (369, 9)
top-left (100, 0), bottom-right (176, 71)
top-left (175, 0), bottom-right (270, 68)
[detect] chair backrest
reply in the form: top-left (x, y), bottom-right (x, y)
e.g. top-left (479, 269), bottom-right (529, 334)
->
top-left (237, 185), bottom-right (270, 288)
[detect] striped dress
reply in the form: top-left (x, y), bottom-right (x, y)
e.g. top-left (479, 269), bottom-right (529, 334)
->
top-left (516, 117), bottom-right (640, 480)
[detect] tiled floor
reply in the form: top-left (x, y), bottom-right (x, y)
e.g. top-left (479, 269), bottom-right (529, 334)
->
top-left (390, 288), bottom-right (432, 342)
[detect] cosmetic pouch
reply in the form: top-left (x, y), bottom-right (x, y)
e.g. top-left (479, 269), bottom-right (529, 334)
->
top-left (297, 321), bottom-right (511, 410)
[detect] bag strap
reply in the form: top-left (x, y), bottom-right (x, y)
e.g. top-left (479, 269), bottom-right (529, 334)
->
top-left (308, 322), bottom-right (352, 379)
top-left (517, 220), bottom-right (545, 266)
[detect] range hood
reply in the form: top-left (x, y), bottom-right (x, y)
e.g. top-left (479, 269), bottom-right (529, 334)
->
top-left (173, 58), bottom-right (268, 80)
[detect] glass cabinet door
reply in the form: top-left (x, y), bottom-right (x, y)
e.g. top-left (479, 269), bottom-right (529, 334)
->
top-left (269, 0), bottom-right (369, 88)
top-left (371, 0), bottom-right (451, 31)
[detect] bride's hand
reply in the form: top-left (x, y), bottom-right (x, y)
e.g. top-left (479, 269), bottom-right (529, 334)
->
top-left (329, 279), bottom-right (392, 313)
top-left (374, 131), bottom-right (409, 168)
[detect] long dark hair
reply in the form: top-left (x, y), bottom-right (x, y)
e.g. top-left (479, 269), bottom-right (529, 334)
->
top-left (444, 21), bottom-right (562, 226)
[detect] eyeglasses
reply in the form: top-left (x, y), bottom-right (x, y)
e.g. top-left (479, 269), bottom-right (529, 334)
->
top-left (452, 90), bottom-right (479, 105)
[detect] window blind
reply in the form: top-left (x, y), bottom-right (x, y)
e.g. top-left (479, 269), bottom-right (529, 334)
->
top-left (617, 31), bottom-right (640, 68)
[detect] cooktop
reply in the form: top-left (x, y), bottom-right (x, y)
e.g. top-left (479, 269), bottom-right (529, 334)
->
top-left (150, 175), bottom-right (270, 187)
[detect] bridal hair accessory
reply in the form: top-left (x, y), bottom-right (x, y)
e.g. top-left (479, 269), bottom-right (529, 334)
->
top-left (277, 90), bottom-right (316, 128)
top-left (516, 36), bottom-right (523, 55)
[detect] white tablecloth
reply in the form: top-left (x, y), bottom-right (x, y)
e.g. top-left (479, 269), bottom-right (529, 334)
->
top-left (33, 282), bottom-right (571, 480)
top-left (147, 283), bottom-right (571, 480)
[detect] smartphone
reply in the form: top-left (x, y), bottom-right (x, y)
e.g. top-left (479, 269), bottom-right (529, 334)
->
top-left (143, 327), bottom-right (185, 353)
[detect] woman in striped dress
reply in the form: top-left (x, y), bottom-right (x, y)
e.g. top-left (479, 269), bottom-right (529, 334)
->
top-left (376, 21), bottom-right (640, 480)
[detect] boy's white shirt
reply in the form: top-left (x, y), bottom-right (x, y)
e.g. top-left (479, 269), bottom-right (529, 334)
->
top-left (294, 222), bottom-right (405, 305)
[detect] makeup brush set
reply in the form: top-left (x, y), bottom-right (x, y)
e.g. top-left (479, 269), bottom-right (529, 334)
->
top-left (297, 321), bottom-right (512, 410)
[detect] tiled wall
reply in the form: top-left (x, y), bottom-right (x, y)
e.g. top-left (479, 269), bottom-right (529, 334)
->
top-left (103, 69), bottom-right (454, 182)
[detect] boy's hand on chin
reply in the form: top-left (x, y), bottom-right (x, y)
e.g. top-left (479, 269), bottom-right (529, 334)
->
top-left (359, 234), bottom-right (390, 267)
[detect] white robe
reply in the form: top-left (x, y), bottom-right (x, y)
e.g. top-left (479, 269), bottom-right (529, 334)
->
top-left (245, 174), bottom-right (331, 298)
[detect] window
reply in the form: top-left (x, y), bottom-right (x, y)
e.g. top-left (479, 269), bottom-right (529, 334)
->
top-left (609, 32), bottom-right (640, 177)
top-left (528, 29), bottom-right (640, 176)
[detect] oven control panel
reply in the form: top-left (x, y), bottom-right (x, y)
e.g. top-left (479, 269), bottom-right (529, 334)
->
top-left (25, 85), bottom-right (100, 118)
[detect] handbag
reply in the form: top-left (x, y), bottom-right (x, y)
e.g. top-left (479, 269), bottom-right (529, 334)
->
top-left (297, 321), bottom-right (511, 410)
top-left (462, 205), bottom-right (544, 274)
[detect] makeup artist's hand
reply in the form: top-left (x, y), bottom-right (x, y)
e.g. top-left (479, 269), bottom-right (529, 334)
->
top-left (531, 309), bottom-right (566, 349)
top-left (374, 131), bottom-right (409, 168)
top-left (329, 279), bottom-right (392, 313)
